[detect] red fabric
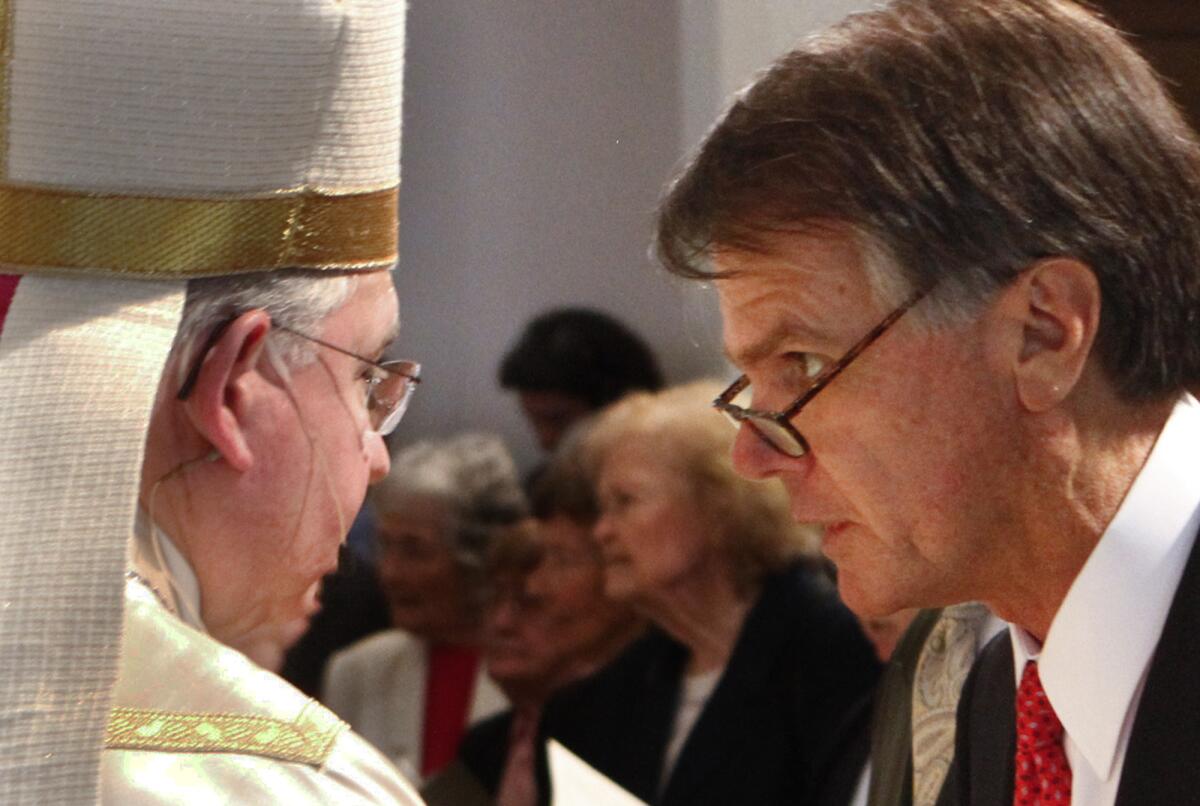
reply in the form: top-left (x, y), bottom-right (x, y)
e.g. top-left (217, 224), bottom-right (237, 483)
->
top-left (1013, 660), bottom-right (1072, 805)
top-left (0, 274), bottom-right (19, 333)
top-left (420, 644), bottom-right (482, 777)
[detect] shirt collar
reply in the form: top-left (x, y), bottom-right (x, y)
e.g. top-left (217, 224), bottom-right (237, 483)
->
top-left (131, 508), bottom-right (206, 632)
top-left (1009, 393), bottom-right (1200, 781)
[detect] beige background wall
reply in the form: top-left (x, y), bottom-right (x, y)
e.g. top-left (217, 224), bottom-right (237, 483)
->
top-left (395, 1), bottom-right (878, 471)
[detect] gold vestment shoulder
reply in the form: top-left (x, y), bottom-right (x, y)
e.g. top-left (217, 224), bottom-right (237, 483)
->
top-left (106, 700), bottom-right (345, 768)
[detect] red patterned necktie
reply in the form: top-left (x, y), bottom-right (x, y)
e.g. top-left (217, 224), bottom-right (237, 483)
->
top-left (1013, 660), bottom-right (1072, 805)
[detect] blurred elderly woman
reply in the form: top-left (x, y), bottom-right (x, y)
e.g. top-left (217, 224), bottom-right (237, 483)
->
top-left (488, 423), bottom-right (645, 698)
top-left (542, 381), bottom-right (880, 806)
top-left (439, 425), bottom-right (645, 806)
top-left (324, 433), bottom-right (526, 784)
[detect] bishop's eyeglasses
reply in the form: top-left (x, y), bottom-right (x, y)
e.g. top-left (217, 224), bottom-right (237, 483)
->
top-left (713, 291), bottom-right (925, 457)
top-left (177, 319), bottom-right (421, 437)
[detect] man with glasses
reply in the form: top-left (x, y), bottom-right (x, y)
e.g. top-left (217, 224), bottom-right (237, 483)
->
top-left (654, 1), bottom-right (1200, 804)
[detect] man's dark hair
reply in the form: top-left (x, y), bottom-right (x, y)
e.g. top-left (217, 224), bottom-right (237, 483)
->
top-left (528, 424), bottom-right (599, 524)
top-left (499, 308), bottom-right (664, 408)
top-left (656, 0), bottom-right (1200, 402)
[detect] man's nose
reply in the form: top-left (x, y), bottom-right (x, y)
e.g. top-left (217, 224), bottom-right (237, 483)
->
top-left (377, 553), bottom-right (401, 584)
top-left (730, 421), bottom-right (808, 481)
top-left (525, 564), bottom-right (556, 598)
top-left (365, 429), bottom-right (391, 484)
top-left (488, 598), bottom-right (519, 631)
top-left (592, 512), bottom-right (615, 548)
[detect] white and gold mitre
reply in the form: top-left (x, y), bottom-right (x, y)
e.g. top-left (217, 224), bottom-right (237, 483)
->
top-left (0, 2), bottom-right (406, 802)
top-left (0, 0), bottom-right (403, 278)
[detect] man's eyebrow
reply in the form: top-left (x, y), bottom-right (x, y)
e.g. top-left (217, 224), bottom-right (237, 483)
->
top-left (724, 317), bottom-right (825, 367)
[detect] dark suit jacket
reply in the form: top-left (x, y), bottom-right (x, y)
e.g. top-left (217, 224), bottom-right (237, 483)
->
top-left (455, 709), bottom-right (553, 806)
top-left (809, 689), bottom-right (874, 806)
top-left (542, 562), bottom-right (882, 806)
top-left (420, 758), bottom-right (494, 806)
top-left (455, 710), bottom-right (515, 798)
top-left (941, 525), bottom-right (1200, 805)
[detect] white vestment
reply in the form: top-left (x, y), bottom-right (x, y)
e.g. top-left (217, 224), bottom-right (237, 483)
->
top-left (101, 577), bottom-right (424, 804)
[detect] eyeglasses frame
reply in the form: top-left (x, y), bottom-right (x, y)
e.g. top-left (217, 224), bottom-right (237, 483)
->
top-left (713, 289), bottom-right (927, 457)
top-left (176, 317), bottom-right (421, 435)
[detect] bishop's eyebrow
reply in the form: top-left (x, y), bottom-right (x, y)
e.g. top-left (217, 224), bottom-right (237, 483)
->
top-left (370, 320), bottom-right (402, 359)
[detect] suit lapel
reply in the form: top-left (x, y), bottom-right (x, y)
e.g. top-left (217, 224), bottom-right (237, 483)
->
top-left (946, 631), bottom-right (1014, 806)
top-left (632, 639), bottom-right (686, 800)
top-left (657, 576), bottom-right (789, 806)
top-left (867, 607), bottom-right (942, 806)
top-left (1116, 526), bottom-right (1200, 804)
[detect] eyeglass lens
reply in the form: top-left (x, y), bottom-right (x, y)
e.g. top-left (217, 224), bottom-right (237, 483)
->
top-left (722, 380), bottom-right (808, 457)
top-left (744, 414), bottom-right (807, 457)
top-left (369, 362), bottom-right (419, 436)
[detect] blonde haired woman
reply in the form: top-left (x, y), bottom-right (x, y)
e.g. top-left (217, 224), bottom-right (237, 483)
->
top-left (542, 381), bottom-right (880, 806)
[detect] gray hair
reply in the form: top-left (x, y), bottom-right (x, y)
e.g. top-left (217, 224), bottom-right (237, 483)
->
top-left (371, 433), bottom-right (528, 572)
top-left (171, 270), bottom-right (358, 389)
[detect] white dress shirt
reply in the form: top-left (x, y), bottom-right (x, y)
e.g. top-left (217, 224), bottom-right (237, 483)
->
top-left (661, 666), bottom-right (723, 782)
top-left (1009, 393), bottom-right (1200, 805)
top-left (130, 509), bottom-right (206, 630)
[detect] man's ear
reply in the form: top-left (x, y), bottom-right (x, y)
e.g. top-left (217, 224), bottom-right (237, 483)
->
top-left (181, 310), bottom-right (272, 472)
top-left (994, 258), bottom-right (1101, 412)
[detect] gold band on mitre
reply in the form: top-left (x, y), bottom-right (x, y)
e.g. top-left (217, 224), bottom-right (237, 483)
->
top-left (0, 183), bottom-right (398, 278)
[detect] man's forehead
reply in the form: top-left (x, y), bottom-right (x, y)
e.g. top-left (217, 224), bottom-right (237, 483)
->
top-left (710, 219), bottom-right (863, 270)
top-left (328, 271), bottom-right (400, 352)
top-left (716, 271), bottom-right (844, 365)
top-left (373, 317), bottom-right (401, 354)
top-left (713, 234), bottom-right (879, 363)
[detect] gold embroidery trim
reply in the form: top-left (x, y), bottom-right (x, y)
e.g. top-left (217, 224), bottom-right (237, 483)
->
top-left (105, 702), bottom-right (346, 768)
top-left (0, 184), bottom-right (398, 277)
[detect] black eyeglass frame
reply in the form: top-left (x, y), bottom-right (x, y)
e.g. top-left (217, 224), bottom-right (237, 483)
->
top-left (176, 317), bottom-right (421, 435)
top-left (713, 290), bottom-right (927, 457)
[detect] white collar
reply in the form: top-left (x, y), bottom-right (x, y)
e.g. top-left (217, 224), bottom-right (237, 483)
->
top-left (131, 508), bottom-right (206, 632)
top-left (1009, 393), bottom-right (1200, 781)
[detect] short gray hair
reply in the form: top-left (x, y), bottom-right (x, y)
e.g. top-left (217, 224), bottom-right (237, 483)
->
top-left (371, 433), bottom-right (528, 572)
top-left (171, 270), bottom-right (358, 388)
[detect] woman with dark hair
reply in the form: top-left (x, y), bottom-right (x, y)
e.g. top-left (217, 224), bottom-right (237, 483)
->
top-left (429, 423), bottom-right (645, 806)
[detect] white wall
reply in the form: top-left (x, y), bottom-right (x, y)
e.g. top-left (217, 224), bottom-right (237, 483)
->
top-left (679, 0), bottom-right (880, 146)
top-left (395, 1), bottom-right (875, 472)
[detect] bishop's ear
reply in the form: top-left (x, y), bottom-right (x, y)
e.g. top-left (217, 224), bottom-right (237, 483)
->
top-left (996, 258), bottom-right (1101, 412)
top-left (179, 309), bottom-right (272, 472)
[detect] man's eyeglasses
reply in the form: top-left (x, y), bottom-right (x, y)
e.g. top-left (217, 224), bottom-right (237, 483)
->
top-left (177, 319), bottom-right (421, 437)
top-left (713, 291), bottom-right (925, 457)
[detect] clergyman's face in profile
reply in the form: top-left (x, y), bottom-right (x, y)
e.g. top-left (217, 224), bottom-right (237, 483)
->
top-left (193, 272), bottom-right (399, 640)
